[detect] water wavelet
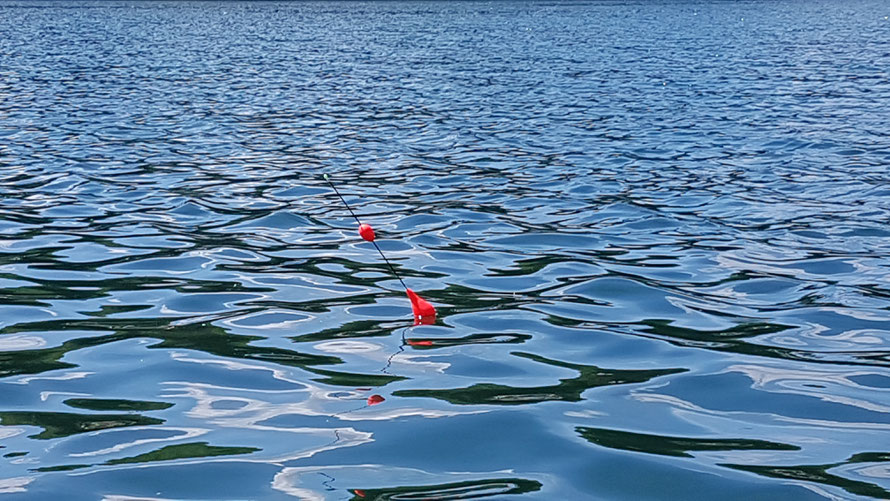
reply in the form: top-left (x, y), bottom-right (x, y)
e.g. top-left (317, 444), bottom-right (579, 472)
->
top-left (0, 411), bottom-right (164, 441)
top-left (271, 465), bottom-right (545, 500)
top-left (2, 1), bottom-right (890, 498)
top-left (394, 352), bottom-right (685, 406)
top-left (723, 453), bottom-right (890, 499)
top-left (576, 426), bottom-right (800, 458)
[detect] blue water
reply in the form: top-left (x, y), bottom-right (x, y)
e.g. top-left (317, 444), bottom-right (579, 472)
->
top-left (2, 0), bottom-right (890, 499)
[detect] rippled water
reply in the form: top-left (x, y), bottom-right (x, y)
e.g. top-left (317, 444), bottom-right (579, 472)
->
top-left (2, 0), bottom-right (890, 499)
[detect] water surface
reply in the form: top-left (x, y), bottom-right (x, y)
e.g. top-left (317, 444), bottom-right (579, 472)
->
top-left (2, 0), bottom-right (890, 499)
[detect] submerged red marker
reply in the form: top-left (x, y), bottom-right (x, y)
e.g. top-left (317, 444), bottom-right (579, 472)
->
top-left (324, 174), bottom-right (436, 324)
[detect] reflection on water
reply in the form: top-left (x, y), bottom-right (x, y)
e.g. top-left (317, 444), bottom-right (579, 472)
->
top-left (576, 426), bottom-right (800, 458)
top-left (272, 465), bottom-right (544, 500)
top-left (725, 453), bottom-right (890, 500)
top-left (394, 352), bottom-right (684, 405)
top-left (343, 478), bottom-right (543, 500)
top-left (0, 412), bottom-right (163, 440)
top-left (63, 399), bottom-right (174, 412)
top-left (2, 0), bottom-right (890, 498)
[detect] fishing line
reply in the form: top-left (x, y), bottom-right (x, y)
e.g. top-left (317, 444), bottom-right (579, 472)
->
top-left (324, 173), bottom-right (436, 325)
top-left (324, 174), bottom-right (408, 291)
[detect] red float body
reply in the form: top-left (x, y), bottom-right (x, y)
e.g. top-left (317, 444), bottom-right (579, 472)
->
top-left (406, 288), bottom-right (436, 325)
top-left (358, 223), bottom-right (375, 242)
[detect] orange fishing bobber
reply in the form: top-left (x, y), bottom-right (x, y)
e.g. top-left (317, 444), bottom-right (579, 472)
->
top-left (358, 223), bottom-right (375, 242)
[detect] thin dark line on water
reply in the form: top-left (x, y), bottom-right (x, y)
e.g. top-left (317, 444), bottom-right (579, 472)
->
top-left (371, 240), bottom-right (409, 291)
top-left (324, 175), bottom-right (362, 226)
top-left (382, 328), bottom-right (408, 375)
top-left (318, 472), bottom-right (337, 491)
top-left (325, 174), bottom-right (409, 291)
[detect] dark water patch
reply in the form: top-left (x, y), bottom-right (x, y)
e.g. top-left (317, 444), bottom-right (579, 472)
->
top-left (290, 319), bottom-right (408, 343)
top-left (105, 441), bottom-right (260, 466)
top-left (63, 398), bottom-right (174, 412)
top-left (724, 453), bottom-right (890, 500)
top-left (308, 367), bottom-right (406, 388)
top-left (394, 352), bottom-right (685, 405)
top-left (0, 316), bottom-right (343, 378)
top-left (347, 477), bottom-right (543, 500)
top-left (0, 411), bottom-right (163, 440)
top-left (406, 333), bottom-right (532, 349)
top-left (576, 426), bottom-right (800, 458)
top-left (33, 464), bottom-right (91, 473)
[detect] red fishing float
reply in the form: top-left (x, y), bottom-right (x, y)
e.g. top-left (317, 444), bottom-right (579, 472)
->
top-left (367, 394), bottom-right (385, 406)
top-left (358, 223), bottom-right (375, 242)
top-left (406, 288), bottom-right (436, 325)
top-left (324, 174), bottom-right (437, 324)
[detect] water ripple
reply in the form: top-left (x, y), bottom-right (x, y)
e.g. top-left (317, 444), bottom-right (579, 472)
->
top-left (2, 0), bottom-right (890, 499)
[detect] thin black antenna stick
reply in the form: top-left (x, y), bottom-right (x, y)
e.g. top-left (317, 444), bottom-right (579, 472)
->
top-left (324, 174), bottom-right (409, 291)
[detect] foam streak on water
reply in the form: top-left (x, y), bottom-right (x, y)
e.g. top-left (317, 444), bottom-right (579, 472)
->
top-left (1, 1), bottom-right (890, 499)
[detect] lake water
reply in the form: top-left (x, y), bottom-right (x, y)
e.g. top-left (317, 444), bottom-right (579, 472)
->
top-left (2, 0), bottom-right (890, 499)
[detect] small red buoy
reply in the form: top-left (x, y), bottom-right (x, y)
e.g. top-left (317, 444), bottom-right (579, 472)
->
top-left (367, 394), bottom-right (385, 406)
top-left (354, 489), bottom-right (366, 498)
top-left (406, 288), bottom-right (436, 325)
top-left (358, 223), bottom-right (375, 242)
top-left (407, 339), bottom-right (433, 346)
